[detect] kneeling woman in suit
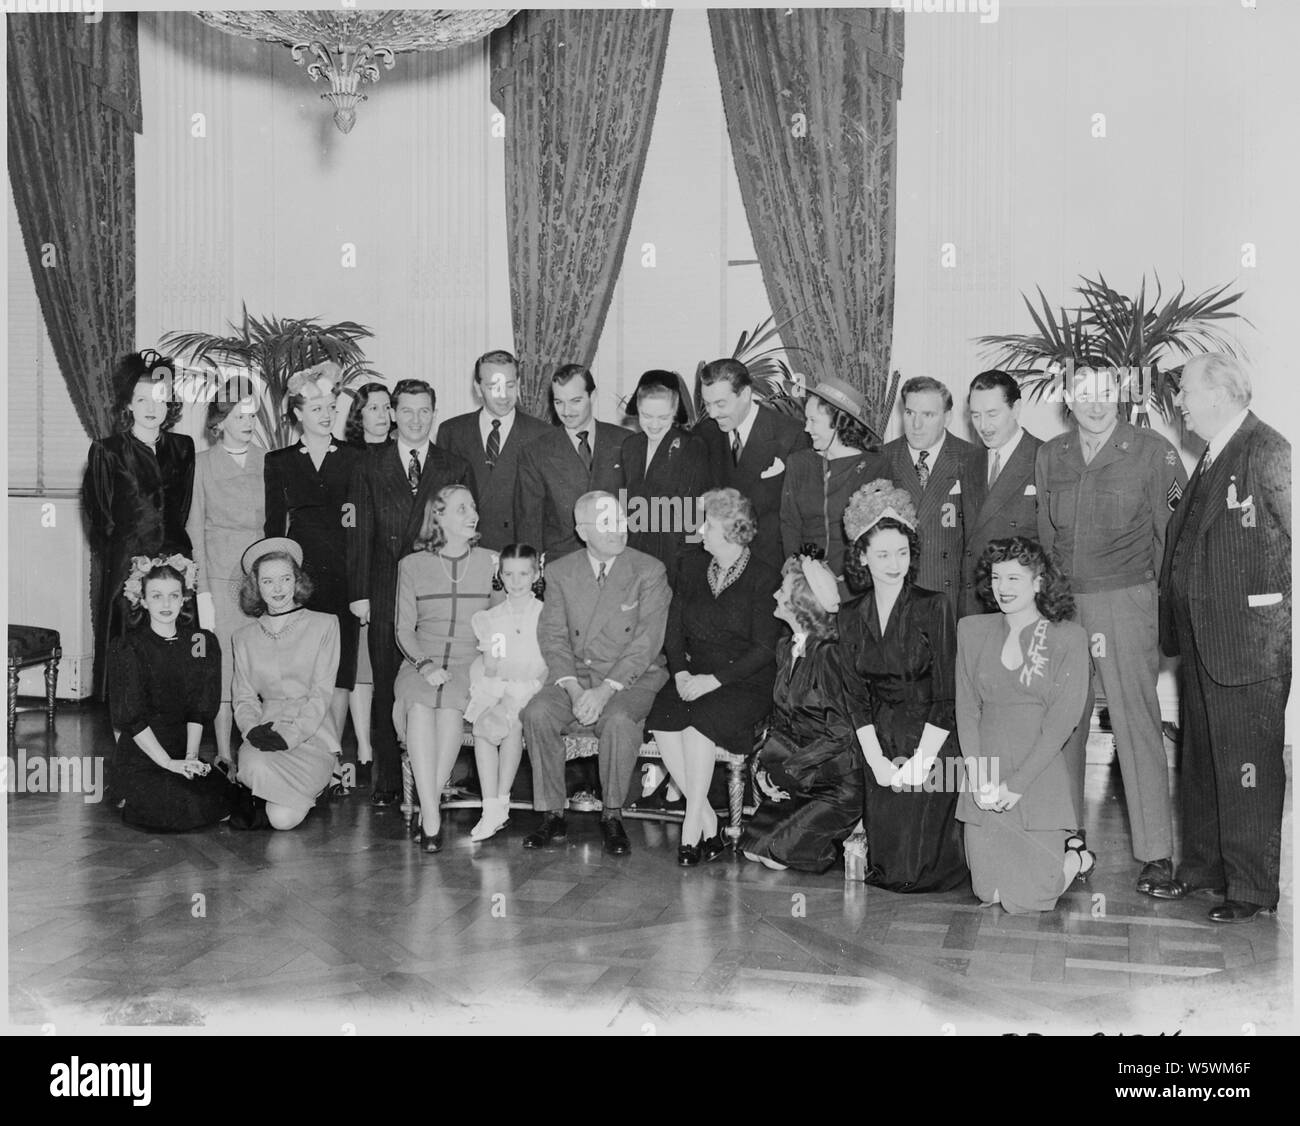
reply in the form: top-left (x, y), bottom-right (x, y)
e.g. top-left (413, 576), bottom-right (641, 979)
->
top-left (647, 488), bottom-right (780, 865)
top-left (955, 537), bottom-right (1091, 914)
top-left (230, 538), bottom-right (341, 830)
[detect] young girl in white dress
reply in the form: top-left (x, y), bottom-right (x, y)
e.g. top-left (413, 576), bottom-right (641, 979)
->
top-left (463, 545), bottom-right (548, 841)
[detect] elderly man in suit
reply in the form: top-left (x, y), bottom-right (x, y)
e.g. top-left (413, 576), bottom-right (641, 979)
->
top-left (514, 364), bottom-right (627, 560)
top-left (883, 376), bottom-right (976, 614)
top-left (520, 490), bottom-right (670, 855)
top-left (435, 350), bottom-right (550, 551)
top-left (347, 378), bottom-right (474, 806)
top-left (696, 357), bottom-right (807, 573)
top-left (1146, 355), bottom-right (1291, 923)
top-left (1037, 364), bottom-right (1188, 894)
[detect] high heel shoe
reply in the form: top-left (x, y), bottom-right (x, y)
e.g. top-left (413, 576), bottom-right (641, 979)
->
top-left (700, 826), bottom-right (729, 863)
top-left (677, 843), bottom-right (701, 867)
top-left (1065, 834), bottom-right (1095, 884)
top-left (413, 813), bottom-right (442, 853)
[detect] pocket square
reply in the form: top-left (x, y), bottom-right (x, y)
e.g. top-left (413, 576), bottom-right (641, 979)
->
top-left (620, 601), bottom-right (639, 612)
top-left (1024, 484), bottom-right (1037, 496)
top-left (760, 458), bottom-right (785, 479)
top-left (948, 480), bottom-right (962, 495)
top-left (1247, 592), bottom-right (1282, 608)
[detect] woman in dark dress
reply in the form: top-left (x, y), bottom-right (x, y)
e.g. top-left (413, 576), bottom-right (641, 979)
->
top-left (838, 480), bottom-right (969, 893)
top-left (84, 351), bottom-right (195, 699)
top-left (620, 370), bottom-right (708, 585)
top-left (740, 552), bottom-right (864, 873)
top-left (648, 488), bottom-right (780, 864)
top-left (108, 555), bottom-right (237, 831)
top-left (263, 364), bottom-right (361, 741)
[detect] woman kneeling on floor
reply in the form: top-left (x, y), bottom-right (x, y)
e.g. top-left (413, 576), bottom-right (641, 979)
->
top-left (229, 537), bottom-right (341, 830)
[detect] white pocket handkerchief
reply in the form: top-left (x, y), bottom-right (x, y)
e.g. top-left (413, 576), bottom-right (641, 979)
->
top-left (948, 480), bottom-right (962, 495)
top-left (760, 458), bottom-right (785, 479)
top-left (620, 601), bottom-right (639, 612)
top-left (1247, 592), bottom-right (1282, 608)
top-left (1024, 484), bottom-right (1037, 496)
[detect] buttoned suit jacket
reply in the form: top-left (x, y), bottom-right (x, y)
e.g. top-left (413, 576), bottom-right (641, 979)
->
top-left (513, 420), bottom-right (628, 560)
top-left (1159, 412), bottom-right (1291, 685)
top-left (537, 546), bottom-right (670, 695)
top-left (958, 430), bottom-right (1043, 617)
top-left (883, 432), bottom-right (977, 613)
top-left (436, 408), bottom-right (551, 550)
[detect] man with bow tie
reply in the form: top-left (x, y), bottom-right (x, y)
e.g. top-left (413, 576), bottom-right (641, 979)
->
top-left (1146, 354), bottom-right (1291, 923)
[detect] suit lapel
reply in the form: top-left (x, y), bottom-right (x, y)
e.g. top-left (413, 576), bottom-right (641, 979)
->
top-left (626, 432), bottom-right (648, 488)
top-left (1192, 415), bottom-right (1257, 541)
top-left (974, 436), bottom-right (1032, 531)
top-left (738, 408), bottom-right (774, 475)
top-left (580, 553), bottom-right (629, 637)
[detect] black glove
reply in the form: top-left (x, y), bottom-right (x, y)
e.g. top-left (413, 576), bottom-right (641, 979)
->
top-left (246, 723), bottom-right (288, 752)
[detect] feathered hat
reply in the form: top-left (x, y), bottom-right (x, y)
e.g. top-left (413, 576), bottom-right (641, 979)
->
top-left (843, 479), bottom-right (917, 544)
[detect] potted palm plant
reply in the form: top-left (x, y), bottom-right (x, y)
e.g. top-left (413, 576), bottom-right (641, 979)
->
top-left (162, 306), bottom-right (380, 447)
top-left (976, 274), bottom-right (1248, 425)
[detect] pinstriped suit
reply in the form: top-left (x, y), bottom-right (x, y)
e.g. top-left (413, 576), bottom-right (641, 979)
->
top-left (883, 433), bottom-right (978, 616)
top-left (1160, 412), bottom-right (1291, 906)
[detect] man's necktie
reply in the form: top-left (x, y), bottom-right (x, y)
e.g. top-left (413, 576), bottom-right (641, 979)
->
top-left (731, 431), bottom-right (743, 467)
top-left (1082, 439), bottom-right (1098, 465)
top-left (597, 562), bottom-right (606, 587)
top-left (407, 450), bottom-right (421, 492)
top-left (916, 449), bottom-right (930, 488)
top-left (577, 429), bottom-right (592, 469)
top-left (988, 449), bottom-right (1000, 487)
top-left (486, 419), bottom-right (501, 466)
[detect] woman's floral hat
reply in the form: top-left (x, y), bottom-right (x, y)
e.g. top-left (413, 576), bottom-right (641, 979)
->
top-left (844, 478), bottom-right (917, 544)
top-left (286, 360), bottom-right (342, 399)
top-left (798, 555), bottom-right (841, 614)
top-left (123, 553), bottom-right (198, 607)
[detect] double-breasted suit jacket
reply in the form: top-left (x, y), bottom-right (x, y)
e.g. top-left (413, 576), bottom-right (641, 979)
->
top-left (436, 409), bottom-right (551, 551)
top-left (697, 405), bottom-right (808, 573)
top-left (883, 432), bottom-right (977, 615)
top-left (1159, 411), bottom-right (1291, 907)
top-left (513, 421), bottom-right (628, 560)
top-left (620, 426), bottom-right (709, 582)
top-left (958, 430), bottom-right (1043, 617)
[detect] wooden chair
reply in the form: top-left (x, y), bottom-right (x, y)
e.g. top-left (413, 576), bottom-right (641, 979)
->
top-left (8, 625), bottom-right (61, 734)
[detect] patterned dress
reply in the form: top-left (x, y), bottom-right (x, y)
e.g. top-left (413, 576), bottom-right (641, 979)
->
top-left (463, 595), bottom-right (548, 744)
top-left (392, 547), bottom-right (498, 740)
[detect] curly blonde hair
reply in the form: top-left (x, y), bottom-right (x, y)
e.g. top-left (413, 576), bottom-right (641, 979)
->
top-left (413, 485), bottom-right (481, 554)
top-left (698, 487), bottom-right (757, 546)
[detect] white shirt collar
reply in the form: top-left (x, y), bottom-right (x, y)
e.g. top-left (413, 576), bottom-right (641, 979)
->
top-left (734, 403), bottom-right (760, 448)
top-left (480, 408), bottom-right (516, 448)
top-left (586, 551), bottom-right (615, 580)
top-left (986, 426), bottom-right (1024, 466)
top-left (1206, 408), bottom-right (1250, 464)
top-left (909, 433), bottom-right (946, 467)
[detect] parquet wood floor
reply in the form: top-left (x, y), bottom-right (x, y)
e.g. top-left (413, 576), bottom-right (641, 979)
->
top-left (5, 706), bottom-right (1292, 1034)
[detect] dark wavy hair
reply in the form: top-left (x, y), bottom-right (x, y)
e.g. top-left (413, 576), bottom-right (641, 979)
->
top-left (344, 383), bottom-right (393, 446)
top-left (113, 350), bottom-right (183, 433)
top-left (413, 484), bottom-right (480, 554)
top-left (205, 376), bottom-right (259, 441)
top-left (238, 552), bottom-right (314, 617)
top-left (627, 369), bottom-right (690, 429)
top-left (126, 563), bottom-right (196, 629)
top-left (974, 536), bottom-right (1075, 622)
top-left (779, 551), bottom-right (837, 640)
top-left (806, 393), bottom-right (874, 452)
top-left (843, 517), bottom-right (922, 595)
top-left (491, 542), bottom-right (546, 598)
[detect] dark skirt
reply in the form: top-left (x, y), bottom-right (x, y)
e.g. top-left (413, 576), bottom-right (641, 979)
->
top-left (861, 752), bottom-right (968, 893)
top-left (646, 678), bottom-right (770, 754)
top-left (114, 724), bottom-right (238, 832)
top-left (740, 730), bottom-right (866, 874)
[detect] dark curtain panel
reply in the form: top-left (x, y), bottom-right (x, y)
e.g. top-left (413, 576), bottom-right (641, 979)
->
top-left (490, 8), bottom-right (672, 416)
top-left (709, 8), bottom-right (904, 434)
top-left (7, 12), bottom-right (142, 441)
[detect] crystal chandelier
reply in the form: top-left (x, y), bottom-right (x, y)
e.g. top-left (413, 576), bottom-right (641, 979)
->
top-left (195, 9), bottom-right (517, 133)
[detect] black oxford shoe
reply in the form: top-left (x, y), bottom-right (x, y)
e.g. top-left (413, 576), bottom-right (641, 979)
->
top-left (371, 789), bottom-right (399, 807)
top-left (1135, 858), bottom-right (1173, 895)
top-left (1145, 877), bottom-right (1227, 900)
top-left (600, 817), bottom-right (631, 856)
top-left (522, 813), bottom-right (568, 849)
top-left (1208, 900), bottom-right (1275, 924)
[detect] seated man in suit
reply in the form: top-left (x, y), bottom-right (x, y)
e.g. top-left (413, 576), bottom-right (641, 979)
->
top-left (514, 364), bottom-right (628, 560)
top-left (696, 357), bottom-right (807, 573)
top-left (520, 491), bottom-right (671, 855)
top-left (883, 375), bottom-right (976, 614)
top-left (435, 350), bottom-right (550, 552)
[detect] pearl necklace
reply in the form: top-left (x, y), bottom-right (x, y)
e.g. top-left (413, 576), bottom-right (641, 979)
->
top-left (257, 606), bottom-right (304, 639)
top-left (437, 547), bottom-right (472, 584)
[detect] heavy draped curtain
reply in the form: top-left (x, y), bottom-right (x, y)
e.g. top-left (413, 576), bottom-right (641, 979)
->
top-left (7, 12), bottom-right (142, 441)
top-left (709, 8), bottom-right (904, 435)
top-left (490, 8), bottom-right (672, 416)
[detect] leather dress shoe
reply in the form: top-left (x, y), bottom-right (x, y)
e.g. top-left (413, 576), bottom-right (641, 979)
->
top-left (1135, 858), bottom-right (1174, 895)
top-left (700, 828), bottom-right (729, 863)
top-left (1208, 900), bottom-right (1275, 924)
top-left (600, 816), bottom-right (631, 856)
top-left (522, 812), bottom-right (568, 849)
top-left (1145, 877), bottom-right (1226, 901)
top-left (677, 843), bottom-right (701, 867)
top-left (371, 789), bottom-right (399, 807)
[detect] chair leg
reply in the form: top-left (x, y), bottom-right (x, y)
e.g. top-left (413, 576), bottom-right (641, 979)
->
top-left (8, 660), bottom-right (17, 734)
top-left (44, 649), bottom-right (60, 724)
top-left (726, 758), bottom-right (744, 842)
top-left (400, 751), bottom-right (416, 821)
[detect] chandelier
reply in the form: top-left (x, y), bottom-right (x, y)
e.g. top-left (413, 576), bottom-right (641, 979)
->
top-left (194, 9), bottom-right (517, 133)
